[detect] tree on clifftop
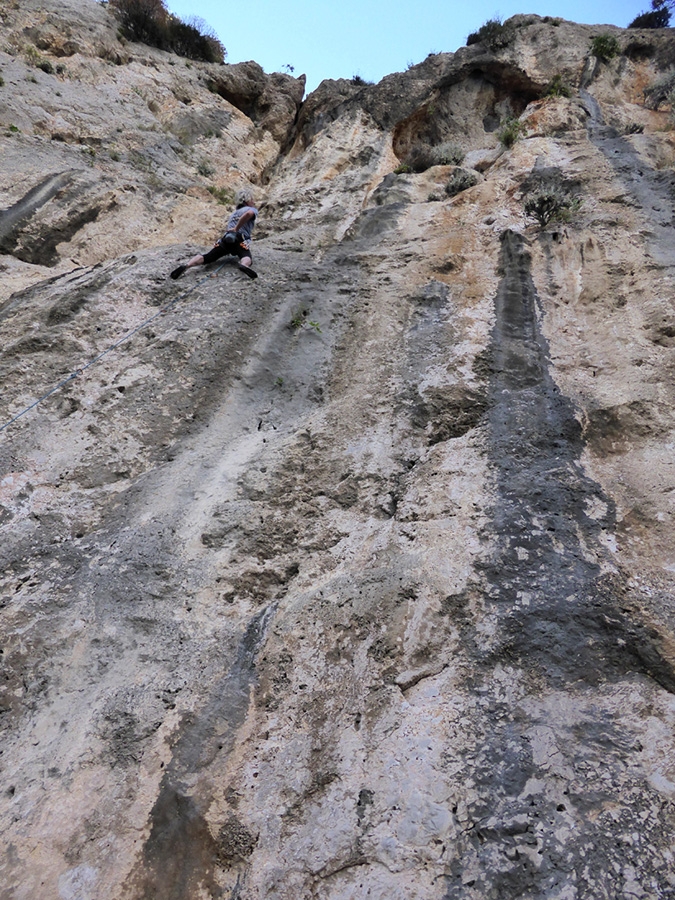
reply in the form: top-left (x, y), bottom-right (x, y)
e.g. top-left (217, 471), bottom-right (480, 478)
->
top-left (629, 0), bottom-right (672, 28)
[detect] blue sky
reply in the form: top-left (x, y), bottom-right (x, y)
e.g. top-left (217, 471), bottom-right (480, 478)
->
top-left (165, 0), bottom-right (646, 94)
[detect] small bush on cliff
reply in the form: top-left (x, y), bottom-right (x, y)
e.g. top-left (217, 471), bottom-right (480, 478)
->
top-left (168, 16), bottom-right (224, 63)
top-left (590, 34), bottom-right (621, 62)
top-left (524, 187), bottom-right (582, 227)
top-left (467, 17), bottom-right (514, 50)
top-left (498, 116), bottom-right (527, 148)
top-left (23, 42), bottom-right (54, 73)
top-left (445, 169), bottom-right (478, 197)
top-left (110, 0), bottom-right (167, 46)
top-left (544, 74), bottom-right (573, 98)
top-left (109, 0), bottom-right (225, 63)
top-left (196, 159), bottom-right (215, 177)
top-left (431, 142), bottom-right (465, 166)
top-left (290, 308), bottom-right (321, 333)
top-left (404, 142), bottom-right (465, 172)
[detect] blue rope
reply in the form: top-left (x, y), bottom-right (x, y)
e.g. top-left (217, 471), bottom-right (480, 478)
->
top-left (0, 263), bottom-right (227, 435)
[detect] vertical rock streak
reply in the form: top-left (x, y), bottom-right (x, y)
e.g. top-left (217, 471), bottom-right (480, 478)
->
top-left (126, 604), bottom-right (275, 899)
top-left (484, 229), bottom-right (615, 682)
top-left (440, 231), bottom-right (675, 900)
top-left (580, 89), bottom-right (675, 267)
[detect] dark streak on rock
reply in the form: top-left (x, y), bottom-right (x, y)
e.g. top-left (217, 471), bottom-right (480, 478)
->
top-left (0, 171), bottom-right (74, 253)
top-left (441, 229), bottom-right (675, 900)
top-left (481, 229), bottom-right (675, 692)
top-left (124, 604), bottom-right (276, 898)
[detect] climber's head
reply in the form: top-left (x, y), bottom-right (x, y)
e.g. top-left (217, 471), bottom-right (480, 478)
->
top-left (235, 189), bottom-right (254, 208)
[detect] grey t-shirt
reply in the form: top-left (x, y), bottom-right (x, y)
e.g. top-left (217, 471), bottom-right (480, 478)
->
top-left (227, 205), bottom-right (257, 243)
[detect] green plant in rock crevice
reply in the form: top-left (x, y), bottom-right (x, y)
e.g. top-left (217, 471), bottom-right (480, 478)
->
top-left (445, 169), bottom-right (478, 197)
top-left (23, 42), bottom-right (54, 73)
top-left (524, 187), bottom-right (582, 227)
top-left (196, 159), bottom-right (215, 177)
top-left (290, 308), bottom-right (322, 333)
top-left (544, 74), bottom-right (573, 98)
top-left (498, 116), bottom-right (527, 148)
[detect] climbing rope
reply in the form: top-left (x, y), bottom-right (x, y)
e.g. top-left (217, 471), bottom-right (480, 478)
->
top-left (0, 262), bottom-right (227, 435)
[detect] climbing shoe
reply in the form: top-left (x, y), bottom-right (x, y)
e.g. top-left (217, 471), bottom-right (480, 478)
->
top-left (238, 264), bottom-right (258, 280)
top-left (170, 264), bottom-right (187, 280)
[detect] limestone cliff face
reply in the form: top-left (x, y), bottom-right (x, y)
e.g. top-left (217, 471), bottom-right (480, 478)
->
top-left (2, 3), bottom-right (675, 899)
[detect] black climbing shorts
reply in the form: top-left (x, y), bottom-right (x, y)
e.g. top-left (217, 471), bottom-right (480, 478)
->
top-left (202, 234), bottom-right (252, 264)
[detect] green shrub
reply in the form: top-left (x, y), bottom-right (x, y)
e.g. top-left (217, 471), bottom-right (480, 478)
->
top-left (110, 0), bottom-right (167, 46)
top-left (0, 75), bottom-right (4, 87)
top-left (394, 163), bottom-right (412, 175)
top-left (467, 17), bottom-right (514, 50)
top-left (590, 34), bottom-right (621, 61)
top-left (629, 0), bottom-right (671, 28)
top-left (524, 188), bottom-right (582, 227)
top-left (625, 122), bottom-right (645, 133)
top-left (166, 15), bottom-right (225, 63)
top-left (23, 43), bottom-right (41, 65)
top-left (109, 0), bottom-right (225, 63)
top-left (197, 159), bottom-right (215, 177)
top-left (24, 43), bottom-right (57, 74)
top-left (445, 169), bottom-right (478, 197)
top-left (544, 74), bottom-right (572, 98)
top-left (431, 142), bottom-right (465, 165)
top-left (629, 9), bottom-right (671, 27)
top-left (290, 308), bottom-right (321, 333)
top-left (498, 116), bottom-right (527, 148)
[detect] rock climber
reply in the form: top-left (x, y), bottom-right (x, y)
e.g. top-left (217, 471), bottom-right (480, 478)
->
top-left (170, 188), bottom-right (258, 280)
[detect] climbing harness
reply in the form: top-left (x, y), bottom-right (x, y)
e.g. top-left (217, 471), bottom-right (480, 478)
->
top-left (0, 262), bottom-right (227, 435)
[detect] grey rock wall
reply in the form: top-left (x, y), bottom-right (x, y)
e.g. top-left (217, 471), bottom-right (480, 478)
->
top-left (1, 3), bottom-right (675, 898)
